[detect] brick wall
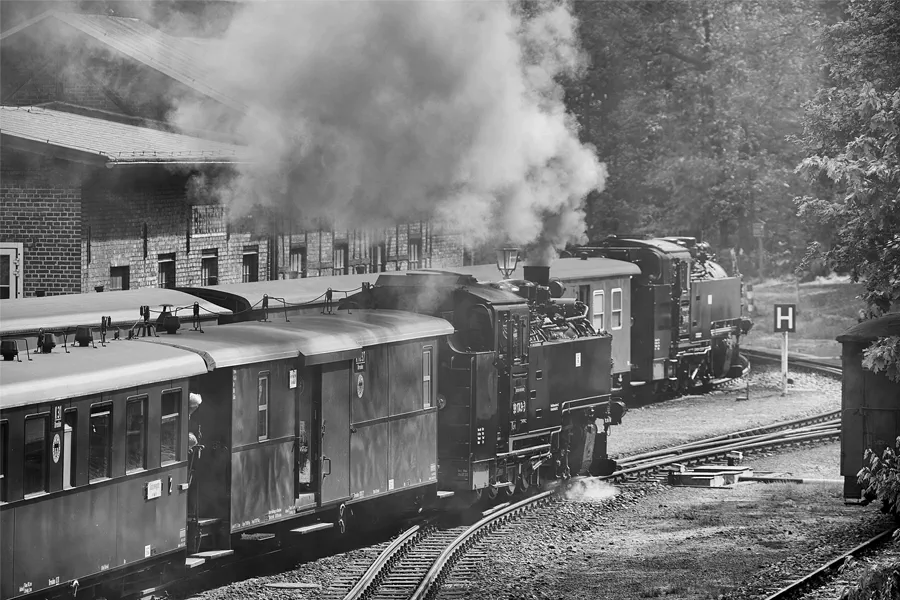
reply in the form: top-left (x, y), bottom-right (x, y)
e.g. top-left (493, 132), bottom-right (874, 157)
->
top-left (273, 223), bottom-right (464, 278)
top-left (0, 150), bottom-right (83, 296)
top-left (82, 169), bottom-right (268, 292)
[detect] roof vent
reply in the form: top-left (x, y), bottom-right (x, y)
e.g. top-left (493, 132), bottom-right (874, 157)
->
top-left (1, 340), bottom-right (19, 361)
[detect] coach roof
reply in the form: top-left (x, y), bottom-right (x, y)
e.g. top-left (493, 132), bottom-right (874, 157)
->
top-left (0, 340), bottom-right (208, 410)
top-left (0, 288), bottom-right (231, 337)
top-left (142, 309), bottom-right (454, 368)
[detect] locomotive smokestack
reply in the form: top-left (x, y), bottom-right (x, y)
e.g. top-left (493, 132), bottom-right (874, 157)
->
top-left (523, 265), bottom-right (551, 287)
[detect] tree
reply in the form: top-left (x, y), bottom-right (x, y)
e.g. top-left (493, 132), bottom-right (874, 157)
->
top-left (795, 0), bottom-right (900, 316)
top-left (570, 0), bottom-right (825, 269)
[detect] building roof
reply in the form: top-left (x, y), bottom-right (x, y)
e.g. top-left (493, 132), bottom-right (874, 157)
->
top-left (0, 105), bottom-right (250, 166)
top-left (0, 339), bottom-right (208, 409)
top-left (836, 313), bottom-right (900, 344)
top-left (0, 11), bottom-right (245, 112)
top-left (0, 288), bottom-right (233, 336)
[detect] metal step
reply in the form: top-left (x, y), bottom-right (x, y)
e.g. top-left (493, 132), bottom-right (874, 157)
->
top-left (190, 550), bottom-right (234, 560)
top-left (290, 522), bottom-right (334, 535)
top-left (185, 557), bottom-right (206, 569)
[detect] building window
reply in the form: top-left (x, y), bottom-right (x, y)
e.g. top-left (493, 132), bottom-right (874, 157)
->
top-left (158, 253), bottom-right (176, 289)
top-left (63, 409), bottom-right (77, 490)
top-left (202, 249), bottom-right (219, 286)
top-left (332, 243), bottom-right (349, 276)
top-left (23, 415), bottom-right (48, 496)
top-left (289, 245), bottom-right (307, 278)
top-left (89, 403), bottom-right (112, 482)
top-left (0, 420), bottom-right (8, 501)
top-left (126, 396), bottom-right (147, 472)
top-left (423, 347), bottom-right (433, 409)
top-left (109, 266), bottom-right (130, 291)
top-left (592, 290), bottom-right (605, 331)
top-left (611, 288), bottom-right (623, 330)
top-left (242, 246), bottom-right (259, 283)
top-left (161, 390), bottom-right (181, 465)
top-left (192, 205), bottom-right (226, 235)
top-left (370, 242), bottom-right (386, 273)
top-left (408, 239), bottom-right (422, 269)
top-left (0, 243), bottom-right (24, 299)
top-left (258, 372), bottom-right (270, 441)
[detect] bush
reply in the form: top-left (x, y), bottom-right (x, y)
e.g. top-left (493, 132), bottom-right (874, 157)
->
top-left (858, 437), bottom-right (900, 516)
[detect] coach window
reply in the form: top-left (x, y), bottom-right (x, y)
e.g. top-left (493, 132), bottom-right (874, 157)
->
top-left (611, 288), bottom-right (623, 330)
top-left (89, 403), bottom-right (112, 482)
top-left (161, 390), bottom-right (182, 465)
top-left (126, 396), bottom-right (147, 472)
top-left (63, 409), bottom-right (77, 490)
top-left (423, 347), bottom-right (433, 409)
top-left (0, 421), bottom-right (8, 502)
top-left (258, 372), bottom-right (270, 441)
top-left (592, 290), bottom-right (605, 331)
top-left (23, 415), bottom-right (48, 496)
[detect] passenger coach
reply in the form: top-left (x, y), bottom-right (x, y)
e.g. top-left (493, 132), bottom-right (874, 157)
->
top-left (0, 306), bottom-right (452, 600)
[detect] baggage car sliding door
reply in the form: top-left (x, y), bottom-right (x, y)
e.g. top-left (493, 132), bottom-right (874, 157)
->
top-left (320, 362), bottom-right (351, 505)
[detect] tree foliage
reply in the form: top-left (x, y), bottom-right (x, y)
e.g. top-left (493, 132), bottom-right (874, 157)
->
top-left (794, 0), bottom-right (900, 314)
top-left (569, 0), bottom-right (826, 271)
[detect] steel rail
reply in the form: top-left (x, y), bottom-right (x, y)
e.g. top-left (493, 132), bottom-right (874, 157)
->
top-left (340, 524), bottom-right (423, 600)
top-left (617, 413), bottom-right (840, 466)
top-left (742, 348), bottom-right (843, 378)
top-left (408, 491), bottom-right (553, 600)
top-left (761, 527), bottom-right (897, 600)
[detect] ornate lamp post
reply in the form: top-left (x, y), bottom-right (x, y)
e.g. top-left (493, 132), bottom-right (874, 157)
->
top-left (495, 247), bottom-right (520, 279)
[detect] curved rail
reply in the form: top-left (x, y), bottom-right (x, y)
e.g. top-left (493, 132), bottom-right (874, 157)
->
top-left (762, 528), bottom-right (896, 600)
top-left (742, 347), bottom-right (843, 378)
top-left (340, 524), bottom-right (424, 600)
top-left (408, 491), bottom-right (553, 600)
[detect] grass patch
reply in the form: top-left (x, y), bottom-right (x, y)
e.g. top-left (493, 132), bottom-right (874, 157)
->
top-left (744, 275), bottom-right (867, 357)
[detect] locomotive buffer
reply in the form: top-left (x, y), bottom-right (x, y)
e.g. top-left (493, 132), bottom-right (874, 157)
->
top-left (773, 304), bottom-right (797, 396)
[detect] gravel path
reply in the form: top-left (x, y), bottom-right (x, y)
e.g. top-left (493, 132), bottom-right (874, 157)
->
top-left (186, 365), bottom-right (878, 600)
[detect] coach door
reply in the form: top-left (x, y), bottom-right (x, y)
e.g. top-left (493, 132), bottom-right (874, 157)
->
top-left (320, 362), bottom-right (351, 505)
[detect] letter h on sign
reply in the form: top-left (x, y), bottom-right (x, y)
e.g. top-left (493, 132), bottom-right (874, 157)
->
top-left (773, 304), bottom-right (796, 333)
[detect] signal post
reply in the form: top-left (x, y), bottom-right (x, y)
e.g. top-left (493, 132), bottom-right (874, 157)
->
top-left (773, 304), bottom-right (797, 396)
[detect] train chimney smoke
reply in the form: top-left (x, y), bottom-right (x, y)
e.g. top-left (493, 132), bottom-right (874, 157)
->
top-left (523, 265), bottom-right (551, 287)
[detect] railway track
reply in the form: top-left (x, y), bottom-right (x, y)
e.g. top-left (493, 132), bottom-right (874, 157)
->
top-left (331, 411), bottom-right (843, 600)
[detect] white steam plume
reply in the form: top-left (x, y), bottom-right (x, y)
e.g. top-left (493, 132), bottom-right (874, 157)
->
top-left (170, 0), bottom-right (607, 256)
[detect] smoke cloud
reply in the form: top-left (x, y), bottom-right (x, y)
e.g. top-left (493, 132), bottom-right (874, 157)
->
top-left (170, 0), bottom-right (607, 256)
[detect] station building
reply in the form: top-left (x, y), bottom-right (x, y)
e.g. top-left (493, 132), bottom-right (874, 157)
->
top-left (0, 10), bottom-right (463, 298)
